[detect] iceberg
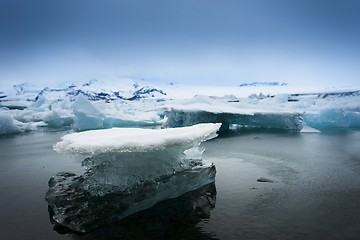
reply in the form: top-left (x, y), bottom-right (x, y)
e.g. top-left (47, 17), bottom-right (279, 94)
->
top-left (50, 183), bottom-right (217, 238)
top-left (72, 94), bottom-right (105, 131)
top-left (288, 90), bottom-right (360, 128)
top-left (1, 78), bottom-right (359, 135)
top-left (0, 113), bottom-right (24, 135)
top-left (165, 108), bottom-right (304, 132)
top-left (304, 109), bottom-right (360, 128)
top-left (46, 123), bottom-right (221, 232)
top-left (164, 97), bottom-right (304, 132)
top-left (73, 95), bottom-right (162, 131)
top-left (0, 112), bottom-right (45, 135)
top-left (49, 183), bottom-right (217, 239)
top-left (0, 79), bottom-right (167, 135)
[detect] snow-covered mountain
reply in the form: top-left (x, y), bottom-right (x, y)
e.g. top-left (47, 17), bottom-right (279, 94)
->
top-left (3, 79), bottom-right (167, 103)
top-left (239, 81), bottom-right (288, 87)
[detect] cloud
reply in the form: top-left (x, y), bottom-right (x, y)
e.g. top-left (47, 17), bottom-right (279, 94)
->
top-left (0, 0), bottom-right (359, 87)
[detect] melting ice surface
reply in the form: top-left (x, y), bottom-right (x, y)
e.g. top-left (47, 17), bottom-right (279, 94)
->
top-left (46, 123), bottom-right (220, 232)
top-left (0, 78), bottom-right (359, 135)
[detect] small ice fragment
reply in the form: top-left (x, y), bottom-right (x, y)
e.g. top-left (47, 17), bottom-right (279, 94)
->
top-left (300, 125), bottom-right (321, 133)
top-left (257, 177), bottom-right (274, 183)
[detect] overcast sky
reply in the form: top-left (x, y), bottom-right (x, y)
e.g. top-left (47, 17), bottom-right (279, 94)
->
top-left (0, 0), bottom-right (359, 87)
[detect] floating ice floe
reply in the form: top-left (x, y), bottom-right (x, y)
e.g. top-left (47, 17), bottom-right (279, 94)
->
top-left (0, 112), bottom-right (45, 135)
top-left (164, 96), bottom-right (304, 132)
top-left (280, 90), bottom-right (360, 128)
top-left (46, 123), bottom-right (221, 232)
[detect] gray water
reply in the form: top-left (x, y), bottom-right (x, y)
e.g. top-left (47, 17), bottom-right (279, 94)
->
top-left (0, 129), bottom-right (359, 240)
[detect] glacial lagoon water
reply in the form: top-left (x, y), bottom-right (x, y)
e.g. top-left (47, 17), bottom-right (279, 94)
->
top-left (0, 129), bottom-right (360, 240)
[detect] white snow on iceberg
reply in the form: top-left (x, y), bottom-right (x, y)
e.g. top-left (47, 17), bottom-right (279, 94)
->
top-left (54, 123), bottom-right (221, 155)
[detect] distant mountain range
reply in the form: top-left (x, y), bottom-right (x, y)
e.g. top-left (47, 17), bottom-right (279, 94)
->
top-left (1, 79), bottom-right (167, 102)
top-left (239, 82), bottom-right (288, 87)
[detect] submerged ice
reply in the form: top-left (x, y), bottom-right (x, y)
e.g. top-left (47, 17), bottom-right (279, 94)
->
top-left (46, 124), bottom-right (220, 232)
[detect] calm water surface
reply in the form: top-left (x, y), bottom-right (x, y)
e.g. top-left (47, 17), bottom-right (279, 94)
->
top-left (0, 129), bottom-right (359, 240)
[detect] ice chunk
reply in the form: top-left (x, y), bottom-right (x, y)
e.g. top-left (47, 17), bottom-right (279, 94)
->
top-left (72, 95), bottom-right (105, 131)
top-left (305, 109), bottom-right (360, 128)
top-left (73, 183), bottom-right (215, 238)
top-left (47, 124), bottom-right (220, 232)
top-left (163, 95), bottom-right (304, 132)
top-left (300, 125), bottom-right (321, 133)
top-left (0, 112), bottom-right (44, 135)
top-left (291, 91), bottom-right (360, 128)
top-left (0, 113), bottom-right (22, 134)
top-left (71, 95), bottom-right (163, 131)
top-left (92, 98), bottom-right (163, 128)
top-left (165, 107), bottom-right (304, 132)
top-left (102, 117), bottom-right (157, 128)
top-left (41, 110), bottom-right (73, 128)
top-left (47, 176), bottom-right (216, 234)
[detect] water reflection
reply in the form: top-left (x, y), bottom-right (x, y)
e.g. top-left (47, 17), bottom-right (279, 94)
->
top-left (49, 183), bottom-right (217, 240)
